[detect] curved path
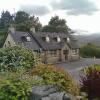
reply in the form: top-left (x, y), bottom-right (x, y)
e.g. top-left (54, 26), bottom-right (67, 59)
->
top-left (56, 58), bottom-right (100, 81)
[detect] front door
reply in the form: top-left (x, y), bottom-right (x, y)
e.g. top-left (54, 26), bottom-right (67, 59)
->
top-left (63, 50), bottom-right (68, 61)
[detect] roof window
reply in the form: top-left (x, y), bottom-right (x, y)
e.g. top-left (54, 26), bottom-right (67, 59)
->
top-left (42, 36), bottom-right (50, 42)
top-left (57, 37), bottom-right (61, 42)
top-left (67, 37), bottom-right (70, 42)
top-left (26, 36), bottom-right (31, 42)
top-left (53, 37), bottom-right (61, 42)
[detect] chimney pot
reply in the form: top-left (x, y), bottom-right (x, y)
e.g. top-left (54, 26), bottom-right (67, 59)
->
top-left (30, 27), bottom-right (35, 33)
top-left (8, 26), bottom-right (15, 33)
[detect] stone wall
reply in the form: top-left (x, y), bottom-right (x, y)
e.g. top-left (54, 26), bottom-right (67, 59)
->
top-left (3, 33), bottom-right (16, 48)
top-left (30, 85), bottom-right (76, 100)
top-left (46, 50), bottom-right (61, 64)
top-left (41, 48), bottom-right (80, 64)
top-left (41, 50), bottom-right (61, 64)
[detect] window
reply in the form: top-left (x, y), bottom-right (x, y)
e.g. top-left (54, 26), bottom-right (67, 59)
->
top-left (5, 44), bottom-right (6, 47)
top-left (57, 37), bottom-right (61, 42)
top-left (53, 37), bottom-right (57, 42)
top-left (26, 36), bottom-right (31, 42)
top-left (63, 38), bottom-right (67, 42)
top-left (48, 50), bottom-right (57, 56)
top-left (21, 36), bottom-right (31, 42)
top-left (53, 37), bottom-right (61, 42)
top-left (42, 36), bottom-right (50, 42)
top-left (72, 50), bottom-right (77, 54)
top-left (8, 41), bottom-right (11, 46)
top-left (42, 37), bottom-right (46, 41)
top-left (67, 37), bottom-right (70, 42)
top-left (46, 36), bottom-right (50, 42)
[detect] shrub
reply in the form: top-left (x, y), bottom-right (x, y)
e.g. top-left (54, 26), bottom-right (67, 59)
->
top-left (0, 46), bottom-right (40, 72)
top-left (80, 65), bottom-right (100, 99)
top-left (0, 69), bottom-right (43, 100)
top-left (31, 64), bottom-right (80, 96)
top-left (80, 43), bottom-right (100, 58)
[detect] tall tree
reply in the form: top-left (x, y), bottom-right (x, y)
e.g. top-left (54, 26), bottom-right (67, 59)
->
top-left (14, 11), bottom-right (42, 31)
top-left (15, 11), bottom-right (29, 24)
top-left (42, 16), bottom-right (70, 33)
top-left (0, 11), bottom-right (13, 29)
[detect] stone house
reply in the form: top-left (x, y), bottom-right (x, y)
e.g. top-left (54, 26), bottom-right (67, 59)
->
top-left (3, 27), bottom-right (80, 64)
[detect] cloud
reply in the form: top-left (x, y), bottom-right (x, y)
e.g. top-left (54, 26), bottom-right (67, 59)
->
top-left (20, 5), bottom-right (50, 16)
top-left (51, 0), bottom-right (98, 15)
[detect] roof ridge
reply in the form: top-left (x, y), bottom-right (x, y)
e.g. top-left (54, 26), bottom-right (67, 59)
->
top-left (29, 32), bottom-right (43, 49)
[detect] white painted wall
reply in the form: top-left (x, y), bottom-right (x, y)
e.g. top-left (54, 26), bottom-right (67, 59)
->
top-left (3, 33), bottom-right (16, 48)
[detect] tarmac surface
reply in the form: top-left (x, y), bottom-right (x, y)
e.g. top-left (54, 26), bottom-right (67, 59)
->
top-left (56, 58), bottom-right (100, 82)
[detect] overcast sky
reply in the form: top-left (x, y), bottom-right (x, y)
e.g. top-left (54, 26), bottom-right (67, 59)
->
top-left (0, 0), bottom-right (100, 34)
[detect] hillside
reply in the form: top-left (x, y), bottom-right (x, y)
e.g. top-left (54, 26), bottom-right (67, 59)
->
top-left (73, 33), bottom-right (100, 47)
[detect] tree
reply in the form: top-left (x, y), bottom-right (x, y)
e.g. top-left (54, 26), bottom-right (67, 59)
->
top-left (29, 16), bottom-right (42, 31)
top-left (0, 11), bottom-right (13, 29)
top-left (42, 16), bottom-right (70, 33)
top-left (15, 11), bottom-right (29, 24)
top-left (80, 43), bottom-right (100, 58)
top-left (14, 11), bottom-right (42, 31)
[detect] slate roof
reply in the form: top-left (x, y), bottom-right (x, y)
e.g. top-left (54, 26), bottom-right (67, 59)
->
top-left (10, 31), bottom-right (40, 50)
top-left (32, 32), bottom-right (79, 50)
top-left (9, 31), bottom-right (79, 51)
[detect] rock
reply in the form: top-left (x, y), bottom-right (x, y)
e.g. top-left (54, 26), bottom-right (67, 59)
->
top-left (30, 85), bottom-right (76, 100)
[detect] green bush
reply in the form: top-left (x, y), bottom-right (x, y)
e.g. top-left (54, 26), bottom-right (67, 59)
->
top-left (0, 46), bottom-right (40, 72)
top-left (80, 43), bottom-right (100, 58)
top-left (0, 70), bottom-right (38, 100)
top-left (31, 64), bottom-right (80, 96)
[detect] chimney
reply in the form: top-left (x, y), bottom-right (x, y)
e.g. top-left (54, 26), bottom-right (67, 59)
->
top-left (8, 26), bottom-right (15, 33)
top-left (30, 27), bottom-right (35, 33)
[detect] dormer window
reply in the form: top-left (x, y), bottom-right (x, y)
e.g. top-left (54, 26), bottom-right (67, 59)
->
top-left (63, 38), bottom-right (67, 42)
top-left (67, 37), bottom-right (70, 42)
top-left (46, 36), bottom-right (50, 42)
top-left (26, 36), bottom-right (31, 42)
top-left (53, 37), bottom-right (61, 42)
top-left (21, 36), bottom-right (31, 42)
top-left (8, 41), bottom-right (11, 46)
top-left (57, 37), bottom-right (61, 42)
top-left (53, 37), bottom-right (57, 42)
top-left (42, 36), bottom-right (50, 42)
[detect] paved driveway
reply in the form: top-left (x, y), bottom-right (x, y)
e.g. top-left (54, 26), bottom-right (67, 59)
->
top-left (56, 58), bottom-right (100, 82)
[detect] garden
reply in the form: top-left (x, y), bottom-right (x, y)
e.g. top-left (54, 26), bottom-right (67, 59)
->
top-left (0, 46), bottom-right (100, 100)
top-left (0, 46), bottom-right (79, 99)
